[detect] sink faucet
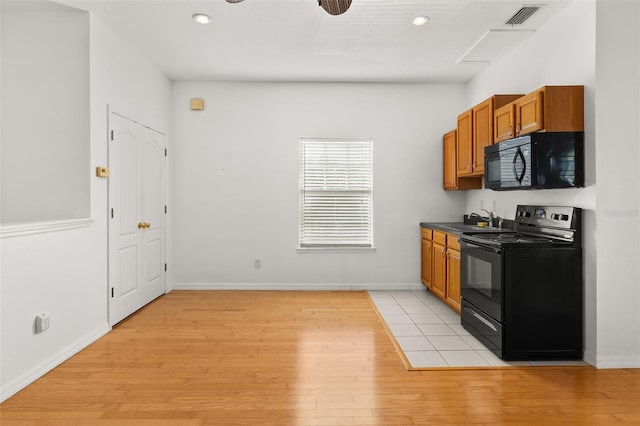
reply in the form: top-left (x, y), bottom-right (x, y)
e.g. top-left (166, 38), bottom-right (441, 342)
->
top-left (481, 209), bottom-right (495, 227)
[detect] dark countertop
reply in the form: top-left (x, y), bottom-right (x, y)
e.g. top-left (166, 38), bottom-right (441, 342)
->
top-left (420, 222), bottom-right (499, 236)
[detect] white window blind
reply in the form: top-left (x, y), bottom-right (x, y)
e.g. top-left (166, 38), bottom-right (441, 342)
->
top-left (299, 138), bottom-right (373, 248)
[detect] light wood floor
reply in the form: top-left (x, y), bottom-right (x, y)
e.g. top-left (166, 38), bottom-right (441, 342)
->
top-left (1, 291), bottom-right (639, 425)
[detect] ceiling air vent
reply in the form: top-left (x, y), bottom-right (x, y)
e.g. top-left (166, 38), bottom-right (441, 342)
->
top-left (505, 5), bottom-right (541, 25)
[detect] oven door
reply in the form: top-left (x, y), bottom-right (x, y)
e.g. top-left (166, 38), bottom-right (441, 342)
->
top-left (460, 240), bottom-right (503, 322)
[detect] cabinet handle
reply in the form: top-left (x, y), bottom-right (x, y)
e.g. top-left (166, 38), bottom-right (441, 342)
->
top-left (509, 125), bottom-right (513, 136)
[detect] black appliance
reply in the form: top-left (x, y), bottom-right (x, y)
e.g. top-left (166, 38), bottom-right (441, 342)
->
top-left (460, 205), bottom-right (582, 360)
top-left (485, 132), bottom-right (584, 190)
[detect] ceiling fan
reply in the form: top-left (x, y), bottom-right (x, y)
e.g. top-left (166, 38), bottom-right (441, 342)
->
top-left (318, 0), bottom-right (353, 15)
top-left (225, 0), bottom-right (353, 16)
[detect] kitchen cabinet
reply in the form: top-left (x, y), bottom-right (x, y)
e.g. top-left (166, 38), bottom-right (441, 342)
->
top-left (457, 94), bottom-right (523, 177)
top-left (420, 228), bottom-right (432, 289)
top-left (443, 129), bottom-right (481, 190)
top-left (420, 227), bottom-right (462, 313)
top-left (494, 85), bottom-right (584, 142)
top-left (431, 231), bottom-right (447, 300)
top-left (456, 110), bottom-right (473, 177)
top-left (445, 237), bottom-right (461, 313)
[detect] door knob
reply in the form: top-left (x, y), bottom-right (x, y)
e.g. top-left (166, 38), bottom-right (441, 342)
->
top-left (145, 222), bottom-right (151, 229)
top-left (138, 222), bottom-right (145, 229)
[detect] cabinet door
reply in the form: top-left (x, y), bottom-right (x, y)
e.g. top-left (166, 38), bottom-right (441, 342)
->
top-left (472, 98), bottom-right (494, 175)
top-left (443, 130), bottom-right (457, 189)
top-left (456, 110), bottom-right (473, 177)
top-left (446, 248), bottom-right (461, 313)
top-left (516, 90), bottom-right (544, 136)
top-left (494, 104), bottom-right (515, 142)
top-left (432, 242), bottom-right (446, 299)
top-left (421, 237), bottom-right (432, 288)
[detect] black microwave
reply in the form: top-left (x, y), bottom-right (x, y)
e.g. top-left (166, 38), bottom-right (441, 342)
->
top-left (484, 132), bottom-right (584, 190)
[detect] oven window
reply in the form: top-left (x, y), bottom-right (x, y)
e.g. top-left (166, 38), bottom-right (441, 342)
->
top-left (467, 256), bottom-right (493, 297)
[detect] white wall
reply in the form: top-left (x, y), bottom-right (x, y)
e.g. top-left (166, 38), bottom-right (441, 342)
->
top-left (171, 82), bottom-right (466, 289)
top-left (0, 11), bottom-right (171, 402)
top-left (594, 0), bottom-right (640, 368)
top-left (1, 3), bottom-right (90, 223)
top-left (463, 0), bottom-right (640, 368)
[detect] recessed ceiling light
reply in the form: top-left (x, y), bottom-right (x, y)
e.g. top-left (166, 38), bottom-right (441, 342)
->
top-left (192, 13), bottom-right (212, 25)
top-left (412, 16), bottom-right (429, 26)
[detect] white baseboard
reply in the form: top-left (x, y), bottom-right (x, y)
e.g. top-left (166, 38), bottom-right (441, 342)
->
top-left (583, 350), bottom-right (597, 367)
top-left (171, 282), bottom-right (424, 291)
top-left (594, 355), bottom-right (640, 369)
top-left (0, 324), bottom-right (111, 403)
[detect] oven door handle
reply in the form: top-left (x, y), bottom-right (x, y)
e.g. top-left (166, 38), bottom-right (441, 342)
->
top-left (464, 307), bottom-right (498, 332)
top-left (460, 240), bottom-right (502, 254)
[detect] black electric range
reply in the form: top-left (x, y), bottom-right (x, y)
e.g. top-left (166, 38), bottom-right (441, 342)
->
top-left (459, 205), bottom-right (583, 361)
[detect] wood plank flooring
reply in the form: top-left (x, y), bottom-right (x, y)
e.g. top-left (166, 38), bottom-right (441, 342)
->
top-left (1, 290), bottom-right (639, 425)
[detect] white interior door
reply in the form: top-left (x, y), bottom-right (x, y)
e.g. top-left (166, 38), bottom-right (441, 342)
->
top-left (108, 111), bottom-right (166, 325)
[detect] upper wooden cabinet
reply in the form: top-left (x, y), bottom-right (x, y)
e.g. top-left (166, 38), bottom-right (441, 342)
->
top-left (443, 129), bottom-right (481, 191)
top-left (443, 130), bottom-right (457, 190)
top-left (494, 85), bottom-right (584, 142)
top-left (456, 110), bottom-right (473, 177)
top-left (457, 94), bottom-right (523, 177)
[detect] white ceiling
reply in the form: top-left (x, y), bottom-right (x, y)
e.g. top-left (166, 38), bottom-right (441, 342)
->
top-left (56, 0), bottom-right (572, 83)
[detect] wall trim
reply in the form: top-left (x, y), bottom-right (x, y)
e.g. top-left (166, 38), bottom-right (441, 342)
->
top-left (0, 324), bottom-right (111, 403)
top-left (171, 282), bottom-right (425, 291)
top-left (583, 350), bottom-right (597, 367)
top-left (0, 218), bottom-right (93, 239)
top-left (594, 355), bottom-right (640, 369)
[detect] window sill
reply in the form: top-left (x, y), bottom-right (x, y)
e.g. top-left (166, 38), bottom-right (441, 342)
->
top-left (297, 246), bottom-right (376, 253)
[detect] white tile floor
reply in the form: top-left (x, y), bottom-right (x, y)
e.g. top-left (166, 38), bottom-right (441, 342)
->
top-left (368, 289), bottom-right (588, 368)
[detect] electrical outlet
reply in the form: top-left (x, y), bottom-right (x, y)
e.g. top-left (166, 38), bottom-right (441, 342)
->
top-left (35, 314), bottom-right (50, 334)
top-left (492, 200), bottom-right (497, 211)
top-left (254, 259), bottom-right (261, 269)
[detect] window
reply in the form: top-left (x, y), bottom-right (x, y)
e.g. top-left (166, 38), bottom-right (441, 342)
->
top-left (299, 138), bottom-right (373, 248)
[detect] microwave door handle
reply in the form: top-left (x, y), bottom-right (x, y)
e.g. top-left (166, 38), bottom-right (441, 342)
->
top-left (512, 147), bottom-right (526, 183)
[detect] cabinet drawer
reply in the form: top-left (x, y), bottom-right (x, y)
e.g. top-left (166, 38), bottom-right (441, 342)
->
top-left (433, 231), bottom-right (447, 246)
top-left (447, 236), bottom-right (460, 251)
top-left (421, 228), bottom-right (432, 240)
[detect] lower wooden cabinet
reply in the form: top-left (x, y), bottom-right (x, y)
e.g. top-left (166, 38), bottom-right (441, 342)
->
top-left (420, 229), bottom-right (432, 288)
top-left (446, 247), bottom-right (461, 312)
top-left (420, 227), bottom-right (461, 313)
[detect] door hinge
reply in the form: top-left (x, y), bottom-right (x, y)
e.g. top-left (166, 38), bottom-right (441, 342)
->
top-left (111, 208), bottom-right (114, 219)
top-left (164, 263), bottom-right (167, 272)
top-left (110, 130), bottom-right (114, 141)
top-left (164, 205), bottom-right (167, 214)
top-left (111, 287), bottom-right (114, 298)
